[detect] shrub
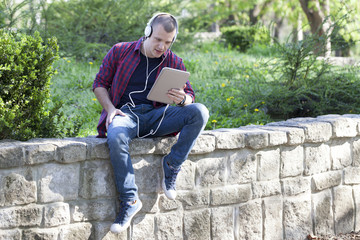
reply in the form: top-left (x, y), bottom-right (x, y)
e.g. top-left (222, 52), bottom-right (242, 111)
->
top-left (0, 30), bottom-right (79, 140)
top-left (221, 25), bottom-right (270, 52)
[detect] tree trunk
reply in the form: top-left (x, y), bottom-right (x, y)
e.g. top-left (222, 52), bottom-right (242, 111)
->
top-left (299, 0), bottom-right (331, 57)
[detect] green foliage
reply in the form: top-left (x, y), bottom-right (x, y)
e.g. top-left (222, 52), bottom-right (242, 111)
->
top-left (221, 24), bottom-right (270, 52)
top-left (0, 30), bottom-right (80, 140)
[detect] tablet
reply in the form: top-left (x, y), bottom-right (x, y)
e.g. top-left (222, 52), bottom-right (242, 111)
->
top-left (147, 67), bottom-right (190, 104)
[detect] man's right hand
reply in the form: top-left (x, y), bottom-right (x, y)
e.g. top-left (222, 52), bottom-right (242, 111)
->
top-left (106, 108), bottom-right (126, 130)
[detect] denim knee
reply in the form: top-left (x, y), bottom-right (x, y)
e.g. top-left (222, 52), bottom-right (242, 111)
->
top-left (188, 103), bottom-right (210, 126)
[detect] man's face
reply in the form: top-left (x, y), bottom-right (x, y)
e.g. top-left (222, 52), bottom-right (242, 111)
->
top-left (144, 24), bottom-right (176, 58)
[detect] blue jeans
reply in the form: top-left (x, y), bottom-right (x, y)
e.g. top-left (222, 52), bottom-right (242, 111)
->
top-left (107, 103), bottom-right (209, 202)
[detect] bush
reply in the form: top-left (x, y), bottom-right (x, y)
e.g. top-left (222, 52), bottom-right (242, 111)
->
top-left (221, 25), bottom-right (270, 52)
top-left (0, 30), bottom-right (79, 140)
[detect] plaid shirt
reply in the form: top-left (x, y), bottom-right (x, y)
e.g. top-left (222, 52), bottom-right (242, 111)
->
top-left (93, 38), bottom-right (195, 138)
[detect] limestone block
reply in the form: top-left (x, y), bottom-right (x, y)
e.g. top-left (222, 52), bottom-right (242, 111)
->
top-left (263, 124), bottom-right (305, 145)
top-left (153, 136), bottom-right (178, 155)
top-left (0, 142), bottom-right (25, 168)
top-left (353, 139), bottom-right (360, 167)
top-left (176, 159), bottom-right (195, 190)
top-left (206, 128), bottom-right (245, 149)
top-left (133, 214), bottom-right (155, 240)
top-left (158, 195), bottom-right (182, 211)
top-left (317, 115), bottom-right (358, 137)
top-left (312, 171), bottom-right (342, 191)
top-left (195, 156), bottom-right (227, 187)
top-left (244, 130), bottom-right (269, 149)
top-left (227, 149), bottom-right (257, 184)
top-left (24, 142), bottom-right (57, 165)
top-left (54, 139), bottom-right (87, 163)
top-left (253, 180), bottom-right (281, 198)
top-left (235, 200), bottom-right (262, 240)
top-left (344, 167), bottom-right (360, 184)
top-left (155, 211), bottom-right (183, 239)
top-left (70, 199), bottom-right (116, 222)
top-left (190, 134), bottom-right (216, 154)
top-left (1, 170), bottom-right (36, 206)
top-left (58, 222), bottom-right (92, 240)
top-left (82, 137), bottom-right (109, 160)
top-left (312, 189), bottom-right (334, 236)
top-left (132, 155), bottom-right (160, 194)
top-left (283, 194), bottom-right (312, 239)
top-left (44, 202), bottom-right (71, 227)
top-left (282, 176), bottom-right (311, 196)
top-left (331, 140), bottom-right (352, 169)
top-left (257, 149), bottom-right (280, 181)
top-left (333, 186), bottom-right (355, 235)
top-left (353, 185), bottom-right (360, 231)
top-left (184, 209), bottom-right (211, 240)
top-left (138, 193), bottom-right (159, 213)
top-left (130, 138), bottom-right (156, 155)
top-left (210, 184), bottom-right (252, 206)
top-left (178, 189), bottom-right (209, 210)
top-left (0, 229), bottom-right (21, 240)
top-left (38, 163), bottom-right (80, 202)
top-left (304, 144), bottom-right (330, 175)
top-left (0, 204), bottom-right (42, 228)
top-left (280, 145), bottom-right (304, 178)
top-left (79, 160), bottom-right (116, 199)
top-left (343, 114), bottom-right (360, 135)
top-left (263, 197), bottom-right (283, 240)
top-left (92, 221), bottom-right (127, 240)
top-left (23, 228), bottom-right (59, 240)
top-left (211, 207), bottom-right (234, 240)
top-left (247, 125), bottom-right (288, 146)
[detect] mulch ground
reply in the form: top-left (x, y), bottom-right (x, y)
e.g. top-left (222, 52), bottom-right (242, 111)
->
top-left (308, 231), bottom-right (360, 239)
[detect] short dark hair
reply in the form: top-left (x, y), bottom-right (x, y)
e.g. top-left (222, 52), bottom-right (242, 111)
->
top-left (152, 14), bottom-right (177, 33)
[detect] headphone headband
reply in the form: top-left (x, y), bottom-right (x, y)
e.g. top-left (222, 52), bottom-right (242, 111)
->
top-left (144, 13), bottom-right (178, 42)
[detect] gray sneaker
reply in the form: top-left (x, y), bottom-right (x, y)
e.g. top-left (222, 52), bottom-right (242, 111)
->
top-left (110, 199), bottom-right (142, 233)
top-left (161, 157), bottom-right (181, 200)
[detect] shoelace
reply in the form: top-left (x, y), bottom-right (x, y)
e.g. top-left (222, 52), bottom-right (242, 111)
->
top-left (165, 163), bottom-right (181, 189)
top-left (114, 201), bottom-right (132, 224)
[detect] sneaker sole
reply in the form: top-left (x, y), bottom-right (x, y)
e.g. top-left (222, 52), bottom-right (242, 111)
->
top-left (110, 201), bottom-right (143, 234)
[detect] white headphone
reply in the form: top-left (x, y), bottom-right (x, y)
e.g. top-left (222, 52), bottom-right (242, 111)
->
top-left (144, 13), bottom-right (178, 42)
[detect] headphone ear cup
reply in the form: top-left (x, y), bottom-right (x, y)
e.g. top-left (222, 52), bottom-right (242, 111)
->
top-left (144, 25), bottom-right (152, 38)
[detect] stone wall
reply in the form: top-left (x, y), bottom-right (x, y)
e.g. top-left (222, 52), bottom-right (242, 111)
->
top-left (1, 114), bottom-right (360, 240)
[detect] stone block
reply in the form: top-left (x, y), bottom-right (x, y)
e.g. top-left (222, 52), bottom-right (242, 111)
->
top-left (312, 171), bottom-right (342, 191)
top-left (184, 209), bottom-right (211, 240)
top-left (0, 142), bottom-right (25, 168)
top-left (132, 155), bottom-right (160, 194)
top-left (263, 197), bottom-right (283, 240)
top-left (79, 160), bottom-right (116, 199)
top-left (283, 194), bottom-right (312, 239)
top-left (333, 186), bottom-right (355, 235)
top-left (178, 189), bottom-right (209, 210)
top-left (153, 136), bottom-right (178, 155)
top-left (1, 171), bottom-right (36, 206)
top-left (44, 202), bottom-right (71, 227)
top-left (247, 125), bottom-right (288, 146)
top-left (244, 130), bottom-right (269, 149)
top-left (158, 195), bottom-right (182, 211)
top-left (138, 193), bottom-right (159, 214)
top-left (59, 222), bottom-right (92, 240)
top-left (38, 163), bottom-right (80, 202)
top-left (195, 156), bottom-right (227, 187)
top-left (304, 144), bottom-right (330, 175)
top-left (0, 204), bottom-right (42, 228)
top-left (344, 167), bottom-right (360, 184)
top-left (253, 180), bottom-right (281, 198)
top-left (211, 207), bottom-right (234, 240)
top-left (353, 139), bottom-right (360, 167)
top-left (70, 199), bottom-right (116, 222)
top-left (133, 214), bottom-right (155, 240)
top-left (155, 211), bottom-right (183, 239)
top-left (312, 189), bottom-right (334, 236)
top-left (176, 159), bottom-right (195, 190)
top-left (263, 125), bottom-right (305, 145)
top-left (0, 229), bottom-right (21, 240)
top-left (83, 137), bottom-right (109, 160)
top-left (235, 200), bottom-right (262, 240)
top-left (130, 138), bottom-right (156, 155)
top-left (206, 128), bottom-right (245, 149)
top-left (317, 115), bottom-right (358, 137)
top-left (280, 145), bottom-right (304, 178)
top-left (228, 149), bottom-right (257, 184)
top-left (24, 142), bottom-right (57, 165)
top-left (92, 221), bottom-right (127, 240)
top-left (190, 134), bottom-right (216, 154)
top-left (257, 149), bottom-right (280, 181)
top-left (353, 185), bottom-right (360, 231)
top-left (282, 176), bottom-right (310, 196)
top-left (54, 139), bottom-right (87, 163)
top-left (210, 184), bottom-right (252, 206)
top-left (331, 140), bottom-right (352, 169)
top-left (23, 228), bottom-right (59, 240)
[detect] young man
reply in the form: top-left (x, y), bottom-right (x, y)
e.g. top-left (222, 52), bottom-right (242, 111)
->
top-left (93, 13), bottom-right (209, 233)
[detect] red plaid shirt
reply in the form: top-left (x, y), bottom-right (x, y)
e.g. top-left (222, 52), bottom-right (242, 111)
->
top-left (93, 38), bottom-right (195, 138)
